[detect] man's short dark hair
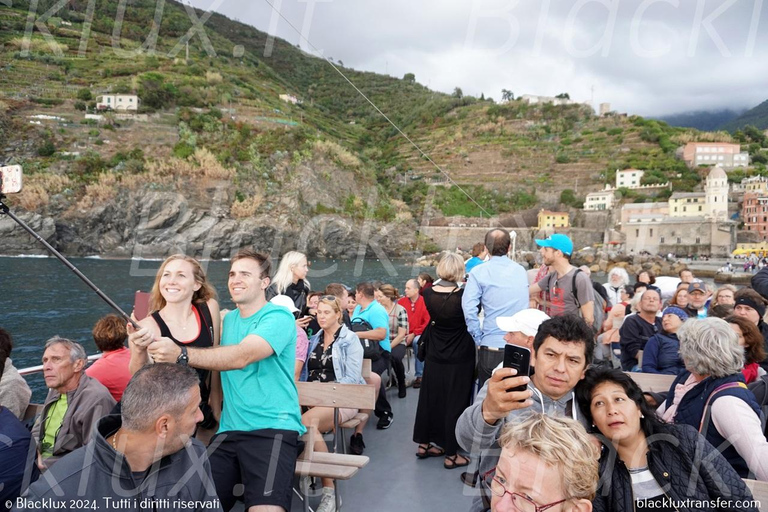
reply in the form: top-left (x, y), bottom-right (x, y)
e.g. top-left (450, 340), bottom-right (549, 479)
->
top-left (231, 248), bottom-right (271, 279)
top-left (533, 315), bottom-right (594, 363)
top-left (633, 282), bottom-right (648, 293)
top-left (324, 283), bottom-right (346, 300)
top-left (485, 229), bottom-right (511, 257)
top-left (355, 282), bottom-right (375, 299)
top-left (121, 363), bottom-right (200, 431)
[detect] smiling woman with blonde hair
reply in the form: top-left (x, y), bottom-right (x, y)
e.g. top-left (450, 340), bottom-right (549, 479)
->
top-left (127, 254), bottom-right (221, 437)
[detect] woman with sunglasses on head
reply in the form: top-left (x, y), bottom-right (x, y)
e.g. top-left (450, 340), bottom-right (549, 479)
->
top-left (299, 295), bottom-right (375, 511)
top-left (127, 254), bottom-right (221, 440)
top-left (575, 366), bottom-right (756, 511)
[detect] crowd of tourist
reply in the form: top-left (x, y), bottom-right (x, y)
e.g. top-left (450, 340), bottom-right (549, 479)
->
top-left (3, 229), bottom-right (768, 512)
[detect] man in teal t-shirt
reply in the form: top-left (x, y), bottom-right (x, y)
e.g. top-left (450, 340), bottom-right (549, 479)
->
top-left (148, 249), bottom-right (303, 512)
top-left (352, 282), bottom-right (394, 430)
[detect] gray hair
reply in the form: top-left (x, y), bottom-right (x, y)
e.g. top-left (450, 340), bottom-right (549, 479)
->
top-left (121, 363), bottom-right (200, 431)
top-left (678, 318), bottom-right (744, 377)
top-left (608, 267), bottom-right (630, 287)
top-left (44, 336), bottom-right (87, 363)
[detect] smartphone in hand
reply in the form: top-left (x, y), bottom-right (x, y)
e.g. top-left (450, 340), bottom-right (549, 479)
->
top-left (134, 291), bottom-right (151, 321)
top-left (503, 345), bottom-right (531, 394)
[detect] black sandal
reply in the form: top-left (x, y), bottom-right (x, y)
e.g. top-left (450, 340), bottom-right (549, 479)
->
top-left (416, 443), bottom-right (445, 459)
top-left (444, 454), bottom-right (470, 469)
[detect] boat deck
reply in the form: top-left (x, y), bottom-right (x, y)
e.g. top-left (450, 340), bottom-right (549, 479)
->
top-left (288, 380), bottom-right (478, 511)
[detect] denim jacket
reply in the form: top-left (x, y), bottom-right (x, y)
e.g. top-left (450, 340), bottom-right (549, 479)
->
top-left (300, 325), bottom-right (366, 385)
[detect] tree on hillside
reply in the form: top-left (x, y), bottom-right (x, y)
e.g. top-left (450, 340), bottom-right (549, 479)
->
top-left (77, 88), bottom-right (92, 101)
top-left (452, 87), bottom-right (463, 99)
top-left (555, 93), bottom-right (570, 100)
top-left (138, 73), bottom-right (177, 110)
top-left (501, 89), bottom-right (514, 102)
top-left (560, 189), bottom-right (583, 208)
top-left (403, 73), bottom-right (415, 83)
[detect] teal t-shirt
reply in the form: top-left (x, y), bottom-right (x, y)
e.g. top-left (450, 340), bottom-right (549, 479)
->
top-left (353, 301), bottom-right (391, 352)
top-left (218, 303), bottom-right (306, 435)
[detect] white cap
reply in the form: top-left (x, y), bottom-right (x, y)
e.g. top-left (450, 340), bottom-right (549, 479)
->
top-left (270, 294), bottom-right (299, 313)
top-left (496, 309), bottom-right (550, 337)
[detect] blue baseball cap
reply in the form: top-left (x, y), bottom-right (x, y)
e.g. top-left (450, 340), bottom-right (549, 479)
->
top-left (534, 234), bottom-right (573, 256)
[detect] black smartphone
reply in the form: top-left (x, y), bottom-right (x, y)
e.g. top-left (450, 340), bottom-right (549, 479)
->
top-left (503, 345), bottom-right (531, 393)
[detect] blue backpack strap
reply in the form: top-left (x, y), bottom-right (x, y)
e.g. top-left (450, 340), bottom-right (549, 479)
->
top-left (698, 382), bottom-right (748, 433)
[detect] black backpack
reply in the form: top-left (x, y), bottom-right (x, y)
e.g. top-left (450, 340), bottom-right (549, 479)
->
top-left (546, 269), bottom-right (604, 334)
top-left (350, 318), bottom-right (383, 361)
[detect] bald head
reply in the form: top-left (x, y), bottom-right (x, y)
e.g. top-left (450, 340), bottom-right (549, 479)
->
top-left (485, 229), bottom-right (511, 257)
top-left (404, 279), bottom-right (420, 299)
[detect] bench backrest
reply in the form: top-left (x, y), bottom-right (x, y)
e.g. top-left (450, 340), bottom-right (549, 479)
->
top-left (297, 381), bottom-right (376, 410)
top-left (744, 479), bottom-right (768, 511)
top-left (626, 372), bottom-right (676, 393)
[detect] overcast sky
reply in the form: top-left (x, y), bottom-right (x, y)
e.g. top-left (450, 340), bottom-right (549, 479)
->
top-left (188, 0), bottom-right (767, 117)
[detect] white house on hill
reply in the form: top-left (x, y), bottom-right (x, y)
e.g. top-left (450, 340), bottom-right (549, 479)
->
top-left (96, 94), bottom-right (139, 111)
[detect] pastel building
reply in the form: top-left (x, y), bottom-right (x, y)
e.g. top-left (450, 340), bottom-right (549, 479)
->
top-left (616, 169), bottom-right (644, 188)
top-left (584, 188), bottom-right (616, 211)
top-left (682, 142), bottom-right (749, 168)
top-left (538, 210), bottom-right (570, 230)
top-left (621, 167), bottom-right (736, 256)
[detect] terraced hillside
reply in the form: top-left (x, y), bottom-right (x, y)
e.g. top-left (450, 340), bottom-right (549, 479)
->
top-left (0, 0), bottom-right (749, 226)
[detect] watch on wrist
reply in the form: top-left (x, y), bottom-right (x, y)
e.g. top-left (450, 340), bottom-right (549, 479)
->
top-left (176, 345), bottom-right (189, 365)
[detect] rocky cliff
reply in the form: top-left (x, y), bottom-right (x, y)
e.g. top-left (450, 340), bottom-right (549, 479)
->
top-left (0, 188), bottom-right (419, 259)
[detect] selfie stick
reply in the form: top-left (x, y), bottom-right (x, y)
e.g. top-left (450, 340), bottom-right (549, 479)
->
top-left (0, 194), bottom-right (140, 329)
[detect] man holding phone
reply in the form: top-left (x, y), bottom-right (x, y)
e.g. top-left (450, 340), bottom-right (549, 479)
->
top-left (459, 308), bottom-right (549, 487)
top-left (455, 315), bottom-right (592, 512)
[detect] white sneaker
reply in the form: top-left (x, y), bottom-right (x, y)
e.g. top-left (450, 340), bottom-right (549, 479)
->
top-left (316, 487), bottom-right (336, 512)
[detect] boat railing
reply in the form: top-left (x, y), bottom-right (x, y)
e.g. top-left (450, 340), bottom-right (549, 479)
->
top-left (18, 353), bottom-right (103, 376)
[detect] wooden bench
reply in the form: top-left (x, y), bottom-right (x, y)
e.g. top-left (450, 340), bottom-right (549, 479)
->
top-left (296, 381), bottom-right (376, 512)
top-left (336, 359), bottom-right (372, 451)
top-left (744, 478), bottom-right (768, 511)
top-left (626, 372), bottom-right (676, 393)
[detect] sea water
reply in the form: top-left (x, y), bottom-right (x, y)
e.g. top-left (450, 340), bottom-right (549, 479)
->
top-left (0, 255), bottom-right (431, 400)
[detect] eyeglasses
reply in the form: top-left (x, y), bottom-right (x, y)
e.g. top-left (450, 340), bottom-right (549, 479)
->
top-left (481, 470), bottom-right (567, 512)
top-left (321, 295), bottom-right (338, 301)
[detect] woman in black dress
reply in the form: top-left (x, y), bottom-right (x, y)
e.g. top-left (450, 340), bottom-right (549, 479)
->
top-left (413, 253), bottom-right (476, 469)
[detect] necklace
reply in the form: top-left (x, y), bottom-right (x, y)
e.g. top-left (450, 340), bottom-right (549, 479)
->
top-left (112, 429), bottom-right (119, 451)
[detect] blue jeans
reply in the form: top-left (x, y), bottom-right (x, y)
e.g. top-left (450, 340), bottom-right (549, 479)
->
top-left (412, 335), bottom-right (423, 377)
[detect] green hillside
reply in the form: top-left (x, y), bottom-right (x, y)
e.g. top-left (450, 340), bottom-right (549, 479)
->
top-left (1, 0), bottom-right (761, 223)
top-left (721, 99), bottom-right (768, 132)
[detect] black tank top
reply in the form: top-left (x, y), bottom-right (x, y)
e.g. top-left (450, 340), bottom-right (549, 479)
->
top-left (152, 302), bottom-right (213, 402)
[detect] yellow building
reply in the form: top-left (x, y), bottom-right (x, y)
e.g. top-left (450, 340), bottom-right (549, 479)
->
top-left (734, 242), bottom-right (768, 257)
top-left (668, 192), bottom-right (706, 217)
top-left (538, 210), bottom-right (570, 229)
